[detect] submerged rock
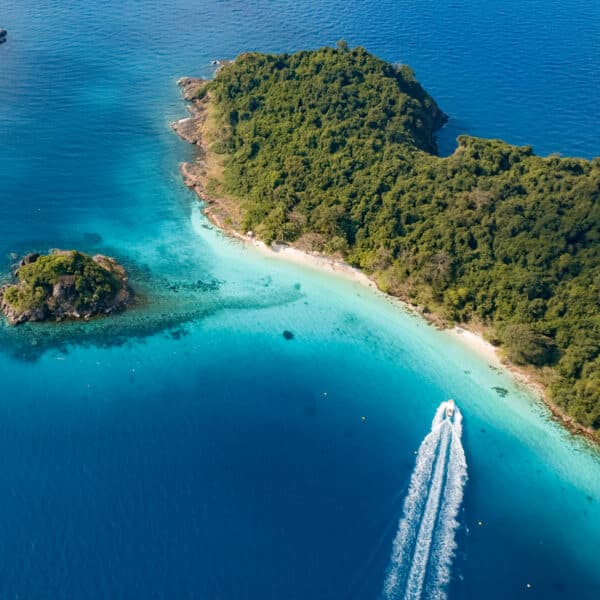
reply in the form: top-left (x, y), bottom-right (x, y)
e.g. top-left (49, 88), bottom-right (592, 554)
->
top-left (83, 232), bottom-right (103, 245)
top-left (0, 249), bottom-right (132, 325)
top-left (282, 330), bottom-right (294, 340)
top-left (0, 30), bottom-right (7, 44)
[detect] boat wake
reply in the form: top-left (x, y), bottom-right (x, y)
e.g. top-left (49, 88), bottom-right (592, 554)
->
top-left (382, 401), bottom-right (467, 600)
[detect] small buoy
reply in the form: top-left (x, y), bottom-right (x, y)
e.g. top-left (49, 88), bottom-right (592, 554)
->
top-left (478, 521), bottom-right (483, 526)
top-left (526, 583), bottom-right (532, 589)
top-left (323, 392), bottom-right (327, 396)
top-left (361, 416), bottom-right (366, 421)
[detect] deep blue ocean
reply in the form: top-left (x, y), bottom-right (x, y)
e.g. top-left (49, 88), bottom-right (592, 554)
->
top-left (1, 1), bottom-right (599, 598)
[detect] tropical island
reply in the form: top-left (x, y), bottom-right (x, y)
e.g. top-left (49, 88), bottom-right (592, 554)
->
top-left (174, 43), bottom-right (600, 438)
top-left (0, 250), bottom-right (132, 325)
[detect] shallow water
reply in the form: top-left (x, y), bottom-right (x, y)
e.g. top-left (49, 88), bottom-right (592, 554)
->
top-left (0, 1), bottom-right (599, 598)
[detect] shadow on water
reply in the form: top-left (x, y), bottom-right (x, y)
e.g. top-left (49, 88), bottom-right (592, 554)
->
top-left (0, 247), bottom-right (304, 361)
top-left (436, 117), bottom-right (473, 157)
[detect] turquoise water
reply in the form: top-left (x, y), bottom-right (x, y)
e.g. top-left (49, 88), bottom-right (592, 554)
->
top-left (1, 1), bottom-right (599, 598)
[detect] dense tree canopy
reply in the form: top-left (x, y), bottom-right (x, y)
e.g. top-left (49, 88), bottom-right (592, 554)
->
top-left (204, 44), bottom-right (600, 432)
top-left (3, 252), bottom-right (120, 312)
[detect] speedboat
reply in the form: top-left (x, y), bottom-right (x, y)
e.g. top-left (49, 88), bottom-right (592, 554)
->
top-left (445, 399), bottom-right (455, 418)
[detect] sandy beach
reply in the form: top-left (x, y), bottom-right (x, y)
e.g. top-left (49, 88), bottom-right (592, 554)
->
top-left (245, 238), bottom-right (375, 288)
top-left (172, 79), bottom-right (598, 444)
top-left (171, 80), bottom-right (534, 388)
top-left (445, 326), bottom-right (502, 368)
top-left (246, 232), bottom-right (600, 442)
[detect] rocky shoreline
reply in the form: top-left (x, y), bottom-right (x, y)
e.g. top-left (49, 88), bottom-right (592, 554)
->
top-left (0, 250), bottom-right (132, 325)
top-left (172, 77), bottom-right (245, 232)
top-left (171, 78), bottom-right (213, 196)
top-left (172, 76), bottom-right (599, 446)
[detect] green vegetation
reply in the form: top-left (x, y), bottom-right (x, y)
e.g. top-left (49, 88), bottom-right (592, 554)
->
top-left (1, 251), bottom-right (127, 323)
top-left (203, 44), bottom-right (600, 433)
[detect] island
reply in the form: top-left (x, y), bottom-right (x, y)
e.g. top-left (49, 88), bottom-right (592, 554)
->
top-left (0, 250), bottom-right (132, 325)
top-left (174, 43), bottom-right (600, 438)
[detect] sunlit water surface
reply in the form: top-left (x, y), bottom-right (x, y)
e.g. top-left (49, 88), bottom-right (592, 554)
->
top-left (0, 1), bottom-right (599, 598)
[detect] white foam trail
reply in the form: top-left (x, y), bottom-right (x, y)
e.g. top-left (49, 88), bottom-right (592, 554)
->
top-left (383, 418), bottom-right (443, 596)
top-left (404, 421), bottom-right (452, 598)
top-left (383, 402), bottom-right (468, 600)
top-left (425, 410), bottom-right (467, 599)
top-left (432, 402), bottom-right (448, 429)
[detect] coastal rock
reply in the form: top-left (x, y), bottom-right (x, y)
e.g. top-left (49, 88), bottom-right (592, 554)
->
top-left (171, 80), bottom-right (207, 145)
top-left (180, 161), bottom-right (208, 195)
top-left (172, 116), bottom-right (202, 145)
top-left (176, 77), bottom-right (207, 101)
top-left (0, 249), bottom-right (132, 325)
top-left (173, 77), bottom-right (245, 233)
top-left (19, 252), bottom-right (40, 267)
top-left (10, 252), bottom-right (40, 276)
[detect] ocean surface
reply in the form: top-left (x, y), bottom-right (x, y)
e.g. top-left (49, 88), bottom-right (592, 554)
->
top-left (0, 1), bottom-right (599, 598)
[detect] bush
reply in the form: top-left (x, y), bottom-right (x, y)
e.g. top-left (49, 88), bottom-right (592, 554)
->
top-left (200, 44), bottom-right (600, 432)
top-left (502, 324), bottom-right (558, 367)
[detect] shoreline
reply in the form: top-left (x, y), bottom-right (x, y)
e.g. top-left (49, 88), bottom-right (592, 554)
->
top-left (172, 77), bottom-right (599, 446)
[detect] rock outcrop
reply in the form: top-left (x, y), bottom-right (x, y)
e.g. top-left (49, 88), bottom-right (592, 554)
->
top-left (0, 250), bottom-right (132, 325)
